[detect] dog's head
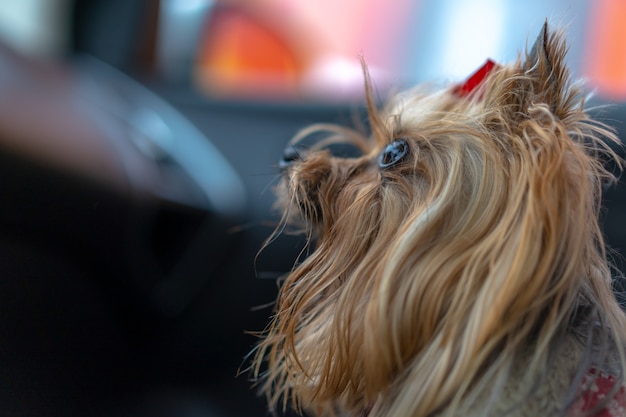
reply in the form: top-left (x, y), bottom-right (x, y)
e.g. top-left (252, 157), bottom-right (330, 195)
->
top-left (252, 24), bottom-right (626, 416)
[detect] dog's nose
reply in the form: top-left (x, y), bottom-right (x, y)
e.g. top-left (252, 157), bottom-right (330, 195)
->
top-left (280, 142), bottom-right (363, 171)
top-left (279, 146), bottom-right (301, 170)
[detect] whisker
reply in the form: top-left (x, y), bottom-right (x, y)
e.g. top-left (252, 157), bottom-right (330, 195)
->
top-left (259, 175), bottom-right (282, 196)
top-left (250, 299), bottom-right (278, 310)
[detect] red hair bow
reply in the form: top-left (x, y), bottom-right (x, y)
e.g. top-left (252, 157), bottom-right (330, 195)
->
top-left (453, 59), bottom-right (497, 97)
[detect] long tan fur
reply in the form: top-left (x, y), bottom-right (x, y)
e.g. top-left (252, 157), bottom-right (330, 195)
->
top-left (251, 24), bottom-right (626, 417)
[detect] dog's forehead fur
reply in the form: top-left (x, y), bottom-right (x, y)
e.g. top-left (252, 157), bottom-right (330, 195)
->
top-left (386, 88), bottom-right (458, 127)
top-left (252, 24), bottom-right (626, 417)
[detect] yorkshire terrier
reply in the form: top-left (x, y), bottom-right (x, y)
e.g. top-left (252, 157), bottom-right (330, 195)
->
top-left (251, 23), bottom-right (626, 417)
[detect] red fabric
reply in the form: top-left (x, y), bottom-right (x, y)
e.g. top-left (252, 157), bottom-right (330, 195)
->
top-left (572, 368), bottom-right (626, 416)
top-left (453, 59), bottom-right (497, 97)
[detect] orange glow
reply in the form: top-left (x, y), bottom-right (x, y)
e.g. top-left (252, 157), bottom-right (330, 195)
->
top-left (195, 7), bottom-right (301, 98)
top-left (584, 0), bottom-right (626, 100)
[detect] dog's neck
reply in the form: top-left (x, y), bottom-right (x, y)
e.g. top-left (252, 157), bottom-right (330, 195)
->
top-left (359, 334), bottom-right (625, 417)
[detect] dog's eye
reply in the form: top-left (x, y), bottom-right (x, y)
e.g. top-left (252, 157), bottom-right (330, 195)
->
top-left (378, 139), bottom-right (408, 168)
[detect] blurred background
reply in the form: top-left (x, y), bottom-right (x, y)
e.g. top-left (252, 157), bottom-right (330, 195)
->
top-left (0, 1), bottom-right (625, 416)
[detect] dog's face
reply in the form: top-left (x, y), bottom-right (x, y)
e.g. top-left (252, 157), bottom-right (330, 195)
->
top-left (253, 24), bottom-right (626, 417)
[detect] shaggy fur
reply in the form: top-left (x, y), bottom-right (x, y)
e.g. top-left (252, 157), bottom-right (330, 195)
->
top-left (251, 24), bottom-right (626, 417)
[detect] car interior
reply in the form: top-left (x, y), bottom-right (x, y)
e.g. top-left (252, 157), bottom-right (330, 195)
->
top-left (0, 1), bottom-right (625, 416)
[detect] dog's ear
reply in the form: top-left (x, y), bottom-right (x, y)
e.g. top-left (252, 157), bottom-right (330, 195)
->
top-left (522, 21), bottom-right (565, 115)
top-left (483, 22), bottom-right (572, 122)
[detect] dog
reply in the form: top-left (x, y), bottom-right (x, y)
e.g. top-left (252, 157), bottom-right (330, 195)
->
top-left (251, 23), bottom-right (626, 416)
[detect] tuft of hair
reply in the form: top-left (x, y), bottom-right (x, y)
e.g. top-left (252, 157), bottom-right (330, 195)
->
top-left (251, 22), bottom-right (626, 417)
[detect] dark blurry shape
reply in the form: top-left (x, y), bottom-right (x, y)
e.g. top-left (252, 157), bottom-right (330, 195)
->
top-left (77, 55), bottom-right (247, 216)
top-left (0, 34), bottom-right (252, 415)
top-left (157, 0), bottom-right (216, 81)
top-left (71, 0), bottom-right (160, 74)
top-left (0, 39), bottom-right (247, 318)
